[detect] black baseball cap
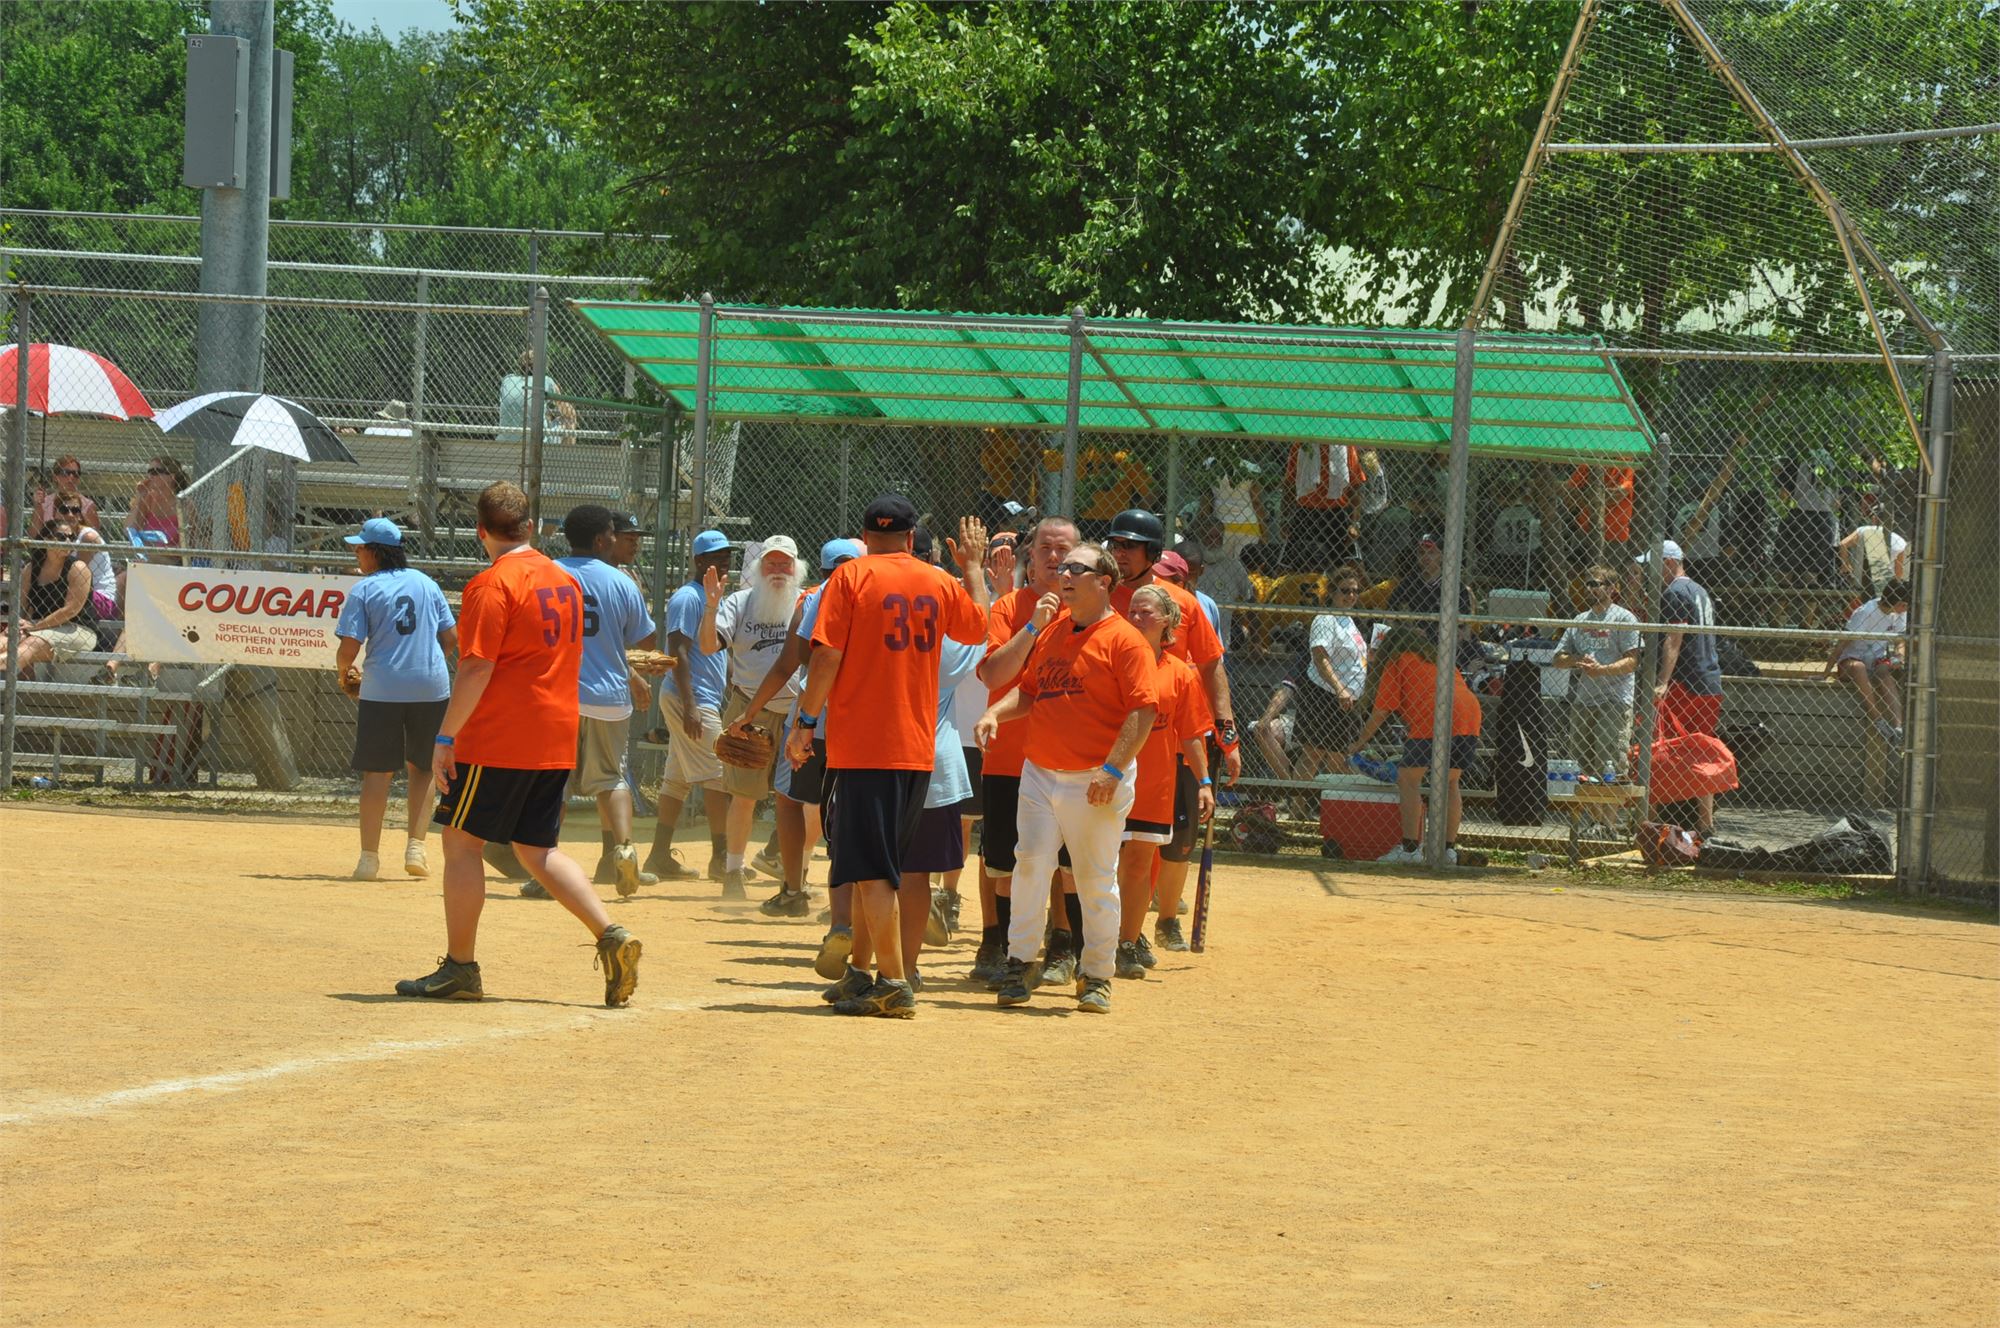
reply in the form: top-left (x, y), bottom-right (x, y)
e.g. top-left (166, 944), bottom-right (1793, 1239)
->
top-left (911, 525), bottom-right (936, 561)
top-left (862, 493), bottom-right (918, 533)
top-left (608, 511), bottom-right (641, 534)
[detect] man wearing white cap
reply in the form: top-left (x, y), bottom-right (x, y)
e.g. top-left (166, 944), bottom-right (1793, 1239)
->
top-left (702, 534), bottom-right (807, 899)
top-left (1627, 539), bottom-right (1725, 832)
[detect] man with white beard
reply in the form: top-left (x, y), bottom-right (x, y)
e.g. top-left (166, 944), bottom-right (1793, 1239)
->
top-left (701, 536), bottom-right (807, 899)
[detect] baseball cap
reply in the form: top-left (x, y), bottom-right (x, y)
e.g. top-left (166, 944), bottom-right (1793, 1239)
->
top-left (1634, 539), bottom-right (1684, 563)
top-left (819, 538), bottom-right (864, 570)
top-left (1416, 532), bottom-right (1441, 550)
top-left (911, 525), bottom-right (936, 562)
top-left (862, 493), bottom-right (918, 533)
top-left (758, 534), bottom-right (801, 564)
top-left (343, 517), bottom-right (403, 547)
top-left (1151, 550), bottom-right (1191, 581)
top-left (691, 529), bottom-right (731, 557)
top-left (608, 511), bottom-right (641, 534)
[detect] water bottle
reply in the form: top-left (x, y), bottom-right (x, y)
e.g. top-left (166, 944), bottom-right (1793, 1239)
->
top-left (28, 776), bottom-right (52, 790)
top-left (1349, 754), bottom-right (1398, 784)
top-left (1601, 761), bottom-right (1619, 786)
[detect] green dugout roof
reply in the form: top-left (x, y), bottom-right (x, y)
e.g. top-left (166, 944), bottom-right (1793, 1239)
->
top-left (571, 301), bottom-right (1654, 462)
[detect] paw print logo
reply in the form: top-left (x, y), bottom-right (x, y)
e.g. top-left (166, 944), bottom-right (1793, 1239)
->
top-left (183, 627), bottom-right (201, 643)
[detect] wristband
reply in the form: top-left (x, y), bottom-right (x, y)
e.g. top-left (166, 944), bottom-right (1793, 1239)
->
top-left (1099, 762), bottom-right (1122, 779)
top-left (1216, 721), bottom-right (1240, 752)
top-left (434, 734), bottom-right (455, 746)
top-left (1024, 620), bottom-right (1041, 637)
top-left (1199, 776), bottom-right (1213, 787)
top-left (797, 715), bottom-right (819, 730)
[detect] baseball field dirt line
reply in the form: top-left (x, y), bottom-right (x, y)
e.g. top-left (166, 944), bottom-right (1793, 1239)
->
top-left (1, 807), bottom-right (1995, 1327)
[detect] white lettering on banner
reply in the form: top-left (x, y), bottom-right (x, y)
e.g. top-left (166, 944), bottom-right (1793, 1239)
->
top-left (126, 564), bottom-right (354, 670)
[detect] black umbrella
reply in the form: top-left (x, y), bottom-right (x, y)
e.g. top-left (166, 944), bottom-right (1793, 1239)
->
top-left (153, 391), bottom-right (358, 464)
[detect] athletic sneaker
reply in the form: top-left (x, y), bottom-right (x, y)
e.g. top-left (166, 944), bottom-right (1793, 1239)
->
top-left (645, 847), bottom-right (698, 881)
top-left (1038, 931), bottom-right (1078, 987)
top-left (821, 964), bottom-right (874, 1004)
top-left (995, 957), bottom-right (1034, 1007)
top-left (721, 868), bottom-right (748, 901)
top-left (595, 924), bottom-right (642, 1008)
top-left (403, 842), bottom-right (428, 878)
top-left (1874, 718), bottom-right (1902, 746)
top-left (520, 880), bottom-right (551, 899)
top-left (924, 890), bottom-right (952, 947)
top-left (1076, 976), bottom-right (1113, 1014)
top-left (1114, 940), bottom-right (1147, 980)
top-left (1133, 933), bottom-right (1159, 970)
top-left (760, 887), bottom-right (812, 918)
top-left (752, 844), bottom-right (783, 880)
top-left (592, 853), bottom-right (619, 886)
top-left (908, 968), bottom-right (925, 994)
top-left (395, 956), bottom-right (482, 1000)
top-left (708, 854), bottom-right (727, 882)
top-left (1376, 845), bottom-right (1420, 864)
top-left (613, 844), bottom-right (655, 899)
top-left (1155, 917), bottom-right (1188, 952)
top-left (833, 977), bottom-right (916, 1019)
top-left (814, 926), bottom-right (854, 980)
top-left (352, 851), bottom-right (381, 881)
top-left (968, 938), bottom-right (1007, 985)
top-left (944, 892), bottom-right (962, 936)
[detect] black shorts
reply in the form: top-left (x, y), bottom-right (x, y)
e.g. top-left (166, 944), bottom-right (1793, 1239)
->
top-left (433, 763), bottom-right (569, 848)
top-left (981, 772), bottom-right (1022, 874)
top-left (1161, 760), bottom-right (1201, 864)
top-left (788, 736), bottom-right (830, 806)
top-left (960, 745), bottom-right (984, 818)
top-left (351, 698), bottom-right (449, 773)
top-left (826, 768), bottom-right (930, 888)
top-left (901, 802), bottom-right (966, 875)
top-left (1294, 683), bottom-right (1363, 751)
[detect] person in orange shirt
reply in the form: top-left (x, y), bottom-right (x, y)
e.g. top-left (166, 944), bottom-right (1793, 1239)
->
top-left (1115, 585), bottom-right (1215, 979)
top-left (1104, 508), bottom-right (1236, 953)
top-left (785, 493), bottom-right (986, 1018)
top-left (1566, 464), bottom-right (1636, 548)
top-left (1341, 623), bottom-right (1486, 868)
top-left (397, 481), bottom-right (642, 1008)
top-left (975, 543), bottom-right (1158, 1013)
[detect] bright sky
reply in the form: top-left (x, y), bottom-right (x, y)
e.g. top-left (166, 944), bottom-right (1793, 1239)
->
top-left (328, 0), bottom-right (458, 36)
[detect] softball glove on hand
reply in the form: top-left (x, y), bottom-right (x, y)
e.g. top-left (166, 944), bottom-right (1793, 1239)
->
top-left (714, 723), bottom-right (776, 770)
top-left (338, 665), bottom-right (364, 701)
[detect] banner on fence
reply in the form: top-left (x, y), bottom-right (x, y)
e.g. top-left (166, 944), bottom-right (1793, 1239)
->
top-left (126, 564), bottom-right (351, 669)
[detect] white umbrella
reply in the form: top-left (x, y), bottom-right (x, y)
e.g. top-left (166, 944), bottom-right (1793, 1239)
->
top-left (153, 391), bottom-right (358, 464)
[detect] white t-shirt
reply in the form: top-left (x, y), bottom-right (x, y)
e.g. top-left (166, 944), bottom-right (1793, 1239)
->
top-left (1844, 525), bottom-right (1908, 590)
top-left (1837, 598), bottom-right (1906, 664)
top-left (1306, 613), bottom-right (1368, 696)
top-left (714, 586), bottom-right (801, 704)
top-left (1490, 504), bottom-right (1541, 557)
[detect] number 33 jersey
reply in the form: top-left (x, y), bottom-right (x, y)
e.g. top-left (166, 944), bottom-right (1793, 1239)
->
top-left (811, 551), bottom-right (985, 770)
top-left (454, 545), bottom-right (585, 769)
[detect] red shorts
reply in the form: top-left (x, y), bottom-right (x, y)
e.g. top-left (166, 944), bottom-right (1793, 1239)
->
top-left (1659, 682), bottom-right (1721, 739)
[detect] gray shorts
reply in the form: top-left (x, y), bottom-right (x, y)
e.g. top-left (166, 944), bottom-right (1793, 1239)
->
top-left (661, 704), bottom-right (723, 800)
top-left (720, 690), bottom-right (790, 800)
top-left (574, 715), bottom-right (631, 795)
top-left (1568, 702), bottom-right (1633, 779)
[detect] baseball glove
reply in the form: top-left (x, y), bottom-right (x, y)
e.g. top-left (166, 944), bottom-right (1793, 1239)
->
top-left (714, 723), bottom-right (776, 770)
top-left (625, 648), bottom-right (678, 677)
top-left (338, 664), bottom-right (364, 701)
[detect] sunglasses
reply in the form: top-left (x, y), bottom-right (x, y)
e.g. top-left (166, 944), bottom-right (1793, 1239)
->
top-left (1585, 579), bottom-right (1612, 588)
top-left (1057, 560), bottom-right (1110, 578)
top-left (56, 506), bottom-right (83, 516)
top-left (55, 467), bottom-right (80, 476)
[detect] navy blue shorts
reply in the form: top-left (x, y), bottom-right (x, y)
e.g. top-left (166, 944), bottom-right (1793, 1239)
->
top-left (1401, 735), bottom-right (1478, 773)
top-left (434, 763), bottom-right (569, 848)
top-left (826, 768), bottom-right (930, 888)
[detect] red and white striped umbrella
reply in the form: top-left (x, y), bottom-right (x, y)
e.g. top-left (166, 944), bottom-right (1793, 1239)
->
top-left (0, 342), bottom-right (154, 419)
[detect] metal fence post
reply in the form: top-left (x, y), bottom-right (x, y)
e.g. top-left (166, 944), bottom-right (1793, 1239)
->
top-left (838, 434), bottom-right (852, 528)
top-left (1900, 347), bottom-right (1953, 894)
top-left (688, 293), bottom-right (715, 542)
top-left (412, 270), bottom-right (434, 537)
top-left (1164, 432), bottom-right (1182, 545)
top-left (1422, 325), bottom-right (1477, 869)
top-left (1060, 307), bottom-right (1084, 516)
top-left (524, 285), bottom-right (549, 533)
top-left (654, 400), bottom-right (680, 631)
top-left (3, 290), bottom-right (30, 792)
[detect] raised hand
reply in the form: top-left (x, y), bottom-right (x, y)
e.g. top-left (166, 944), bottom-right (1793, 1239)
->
top-left (949, 515), bottom-right (989, 571)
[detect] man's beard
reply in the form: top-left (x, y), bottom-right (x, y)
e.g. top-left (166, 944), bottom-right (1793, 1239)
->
top-left (748, 573), bottom-right (801, 623)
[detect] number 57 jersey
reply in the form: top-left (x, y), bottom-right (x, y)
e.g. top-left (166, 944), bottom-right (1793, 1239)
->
top-left (453, 546), bottom-right (586, 769)
top-left (810, 550), bottom-right (985, 771)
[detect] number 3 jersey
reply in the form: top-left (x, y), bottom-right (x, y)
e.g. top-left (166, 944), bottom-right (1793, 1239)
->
top-left (810, 550), bottom-right (985, 770)
top-left (334, 566), bottom-right (456, 703)
top-left (454, 545), bottom-right (585, 769)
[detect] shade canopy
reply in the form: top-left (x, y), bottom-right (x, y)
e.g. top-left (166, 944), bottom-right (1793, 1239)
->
top-left (571, 302), bottom-right (1655, 462)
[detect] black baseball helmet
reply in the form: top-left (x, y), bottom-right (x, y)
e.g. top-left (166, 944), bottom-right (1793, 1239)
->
top-left (1107, 508), bottom-right (1165, 555)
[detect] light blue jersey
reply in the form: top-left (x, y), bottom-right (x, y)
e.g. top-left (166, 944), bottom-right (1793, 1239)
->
top-left (556, 556), bottom-right (656, 713)
top-left (662, 580), bottom-right (727, 711)
top-left (1196, 589), bottom-right (1221, 636)
top-left (925, 638), bottom-right (983, 808)
top-left (793, 584), bottom-right (831, 740)
top-left (335, 567), bottom-right (455, 703)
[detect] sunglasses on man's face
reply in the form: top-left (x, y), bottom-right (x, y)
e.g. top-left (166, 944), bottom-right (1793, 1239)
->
top-left (55, 467), bottom-right (80, 477)
top-left (1057, 561), bottom-right (1108, 578)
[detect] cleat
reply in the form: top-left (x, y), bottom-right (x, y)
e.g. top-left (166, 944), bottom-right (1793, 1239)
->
top-left (968, 938), bottom-right (1007, 986)
top-left (908, 968), bottom-right (924, 994)
top-left (708, 854), bottom-right (726, 882)
top-left (821, 964), bottom-right (874, 1004)
top-left (1133, 933), bottom-right (1158, 970)
top-left (751, 844), bottom-right (783, 880)
top-left (944, 892), bottom-right (962, 935)
top-left (1114, 940), bottom-right (1147, 980)
top-left (395, 956), bottom-right (482, 1000)
top-left (592, 853), bottom-right (619, 886)
top-left (1375, 845), bottom-right (1420, 864)
top-left (645, 847), bottom-right (698, 881)
top-left (352, 851), bottom-right (381, 881)
top-left (833, 977), bottom-right (916, 1019)
top-left (814, 927), bottom-right (854, 980)
top-left (613, 844), bottom-right (655, 898)
top-left (403, 842), bottom-right (429, 878)
top-left (1155, 917), bottom-right (1188, 952)
top-left (721, 868), bottom-right (748, 901)
top-left (594, 924), bottom-right (642, 1007)
top-left (1076, 976), bottom-right (1113, 1013)
top-left (760, 886), bottom-right (812, 918)
top-left (924, 890), bottom-right (952, 947)
top-left (995, 957), bottom-right (1034, 1007)
top-left (520, 880), bottom-right (551, 899)
top-left (1037, 931), bottom-right (1078, 987)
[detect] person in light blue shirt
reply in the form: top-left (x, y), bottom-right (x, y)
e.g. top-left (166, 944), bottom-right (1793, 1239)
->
top-left (646, 529), bottom-right (736, 882)
top-left (333, 517), bottom-right (458, 882)
top-left (556, 506), bottom-right (661, 896)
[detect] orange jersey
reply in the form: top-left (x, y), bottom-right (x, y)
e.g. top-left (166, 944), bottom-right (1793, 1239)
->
top-left (1019, 612), bottom-right (1160, 773)
top-left (454, 546), bottom-right (583, 769)
top-left (1133, 652), bottom-right (1213, 824)
top-left (1372, 650), bottom-right (1482, 739)
top-left (1567, 464), bottom-right (1636, 542)
top-left (980, 585), bottom-right (1068, 779)
top-left (812, 551), bottom-right (984, 770)
top-left (1111, 576), bottom-right (1224, 671)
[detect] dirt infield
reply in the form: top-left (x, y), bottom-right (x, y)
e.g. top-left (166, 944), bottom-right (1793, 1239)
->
top-left (2, 805), bottom-right (1994, 1326)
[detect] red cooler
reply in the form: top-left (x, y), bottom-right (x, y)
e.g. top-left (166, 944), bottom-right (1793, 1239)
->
top-left (1320, 775), bottom-right (1403, 861)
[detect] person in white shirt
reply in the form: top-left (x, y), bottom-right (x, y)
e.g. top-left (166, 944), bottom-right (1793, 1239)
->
top-left (1299, 564), bottom-right (1370, 777)
top-left (1824, 578), bottom-right (1909, 745)
top-left (1837, 492), bottom-right (1909, 598)
top-left (1551, 563), bottom-right (1643, 778)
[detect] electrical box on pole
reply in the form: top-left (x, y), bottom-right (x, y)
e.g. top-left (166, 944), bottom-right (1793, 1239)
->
top-left (182, 35), bottom-right (250, 189)
top-left (269, 47), bottom-right (293, 201)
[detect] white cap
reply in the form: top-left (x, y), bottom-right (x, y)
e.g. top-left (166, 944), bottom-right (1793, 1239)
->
top-left (1634, 539), bottom-right (1684, 564)
top-left (757, 534), bottom-right (800, 565)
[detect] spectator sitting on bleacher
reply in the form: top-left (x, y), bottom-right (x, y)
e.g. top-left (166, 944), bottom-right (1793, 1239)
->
top-left (129, 454), bottom-right (188, 547)
top-left (1836, 491), bottom-right (1909, 600)
top-left (10, 518), bottom-right (97, 681)
top-left (1824, 577), bottom-right (1908, 747)
top-left (498, 349), bottom-right (580, 446)
top-left (49, 495), bottom-right (118, 621)
top-left (37, 456), bottom-right (101, 532)
top-left (1550, 563), bottom-right (1641, 779)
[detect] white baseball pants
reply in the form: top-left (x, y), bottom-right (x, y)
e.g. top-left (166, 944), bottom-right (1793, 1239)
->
top-left (1008, 759), bottom-right (1135, 981)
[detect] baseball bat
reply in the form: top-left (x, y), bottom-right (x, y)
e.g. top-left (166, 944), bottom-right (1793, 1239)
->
top-left (1189, 812), bottom-right (1215, 953)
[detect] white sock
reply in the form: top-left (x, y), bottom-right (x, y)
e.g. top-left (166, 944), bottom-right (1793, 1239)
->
top-left (725, 852), bottom-right (745, 873)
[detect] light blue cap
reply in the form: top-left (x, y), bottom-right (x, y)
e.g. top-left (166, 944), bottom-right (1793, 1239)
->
top-left (819, 537), bottom-right (865, 570)
top-left (691, 529), bottom-right (731, 557)
top-left (343, 517), bottom-right (403, 546)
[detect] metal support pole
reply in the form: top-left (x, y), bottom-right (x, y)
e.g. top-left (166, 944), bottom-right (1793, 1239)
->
top-left (3, 292), bottom-right (30, 792)
top-left (1060, 306), bottom-right (1084, 516)
top-left (1163, 433), bottom-right (1182, 546)
top-left (838, 435), bottom-right (852, 528)
top-left (1631, 432), bottom-right (1674, 808)
top-left (1421, 326), bottom-right (1477, 869)
top-left (1900, 349), bottom-right (1953, 894)
top-left (653, 400), bottom-right (680, 631)
top-left (412, 270), bottom-right (434, 537)
top-left (524, 285), bottom-right (549, 535)
top-left (688, 293), bottom-right (715, 542)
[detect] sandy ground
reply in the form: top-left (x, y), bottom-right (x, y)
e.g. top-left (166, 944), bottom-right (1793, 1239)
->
top-left (1, 804), bottom-right (1994, 1327)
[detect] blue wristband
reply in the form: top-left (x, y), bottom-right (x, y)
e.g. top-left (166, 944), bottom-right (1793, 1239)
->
top-left (434, 734), bottom-right (454, 746)
top-left (1199, 776), bottom-right (1213, 786)
top-left (1100, 762), bottom-right (1121, 779)
top-left (1024, 620), bottom-right (1041, 637)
